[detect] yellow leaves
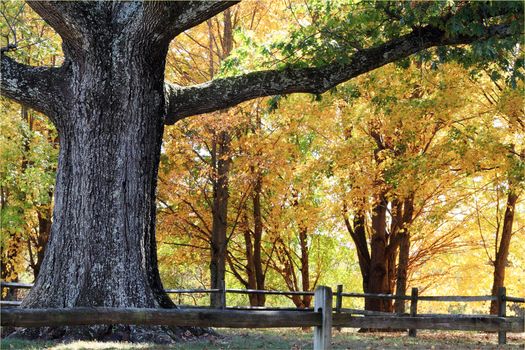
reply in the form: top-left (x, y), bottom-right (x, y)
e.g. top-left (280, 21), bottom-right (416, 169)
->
top-left (496, 87), bottom-right (525, 134)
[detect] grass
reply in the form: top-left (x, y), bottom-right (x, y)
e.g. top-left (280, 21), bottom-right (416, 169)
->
top-left (1, 329), bottom-right (524, 349)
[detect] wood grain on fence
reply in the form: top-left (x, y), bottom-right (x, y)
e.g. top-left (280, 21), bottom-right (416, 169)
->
top-left (409, 287), bottom-right (418, 337)
top-left (0, 307), bottom-right (321, 328)
top-left (331, 314), bottom-right (524, 332)
top-left (2, 307), bottom-right (522, 333)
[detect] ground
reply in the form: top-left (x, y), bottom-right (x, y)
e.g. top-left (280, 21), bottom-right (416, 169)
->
top-left (1, 329), bottom-right (524, 349)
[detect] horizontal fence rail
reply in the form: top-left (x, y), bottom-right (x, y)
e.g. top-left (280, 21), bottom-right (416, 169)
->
top-left (2, 308), bottom-right (521, 332)
top-left (1, 282), bottom-right (524, 349)
top-left (0, 307), bottom-right (322, 328)
top-left (331, 314), bottom-right (523, 333)
top-left (0, 282), bottom-right (33, 289)
top-left (5, 282), bottom-right (522, 302)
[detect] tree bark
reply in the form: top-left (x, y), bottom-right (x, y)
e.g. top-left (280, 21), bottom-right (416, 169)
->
top-left (252, 169), bottom-right (266, 306)
top-left (242, 217), bottom-right (259, 306)
top-left (394, 232), bottom-right (410, 314)
top-left (210, 130), bottom-right (231, 308)
top-left (367, 194), bottom-right (391, 312)
top-left (15, 18), bottom-right (179, 341)
top-left (394, 195), bottom-right (415, 314)
top-left (208, 9), bottom-right (234, 308)
top-left (343, 213), bottom-right (371, 294)
top-left (490, 189), bottom-right (519, 314)
top-left (30, 205), bottom-right (52, 280)
top-left (298, 226), bottom-right (312, 308)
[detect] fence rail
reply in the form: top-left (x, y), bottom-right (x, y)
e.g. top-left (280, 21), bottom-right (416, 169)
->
top-left (1, 283), bottom-right (524, 349)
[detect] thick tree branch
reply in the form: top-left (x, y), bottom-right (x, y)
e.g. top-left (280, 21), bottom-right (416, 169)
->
top-left (26, 1), bottom-right (94, 56)
top-left (165, 23), bottom-right (517, 124)
top-left (143, 1), bottom-right (238, 43)
top-left (1, 53), bottom-right (67, 120)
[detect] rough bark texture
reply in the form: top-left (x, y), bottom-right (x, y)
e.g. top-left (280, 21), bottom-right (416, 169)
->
top-left (24, 23), bottom-right (168, 311)
top-left (165, 23), bottom-right (516, 123)
top-left (2, 2), bottom-right (206, 342)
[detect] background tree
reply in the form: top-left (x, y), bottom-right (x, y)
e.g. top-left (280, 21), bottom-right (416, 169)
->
top-left (0, 1), bottom-right (58, 297)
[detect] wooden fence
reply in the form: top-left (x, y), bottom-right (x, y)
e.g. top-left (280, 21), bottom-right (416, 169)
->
top-left (1, 282), bottom-right (524, 350)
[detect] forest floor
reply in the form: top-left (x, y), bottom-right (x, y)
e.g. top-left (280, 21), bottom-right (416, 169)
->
top-left (1, 329), bottom-right (524, 349)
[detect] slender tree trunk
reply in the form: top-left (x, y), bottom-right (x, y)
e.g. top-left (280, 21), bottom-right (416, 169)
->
top-left (210, 131), bottom-right (231, 308)
top-left (299, 226), bottom-right (312, 308)
top-left (243, 221), bottom-right (258, 306)
top-left (252, 172), bottom-right (266, 306)
top-left (394, 232), bottom-right (409, 313)
top-left (30, 205), bottom-right (52, 280)
top-left (385, 250), bottom-right (396, 313)
top-left (394, 195), bottom-right (414, 314)
top-left (367, 195), bottom-right (390, 312)
top-left (490, 189), bottom-right (518, 314)
top-left (344, 214), bottom-right (371, 294)
top-left (208, 8), bottom-right (234, 308)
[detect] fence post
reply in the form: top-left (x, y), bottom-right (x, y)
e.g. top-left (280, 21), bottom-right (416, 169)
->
top-left (314, 286), bottom-right (333, 350)
top-left (408, 287), bottom-right (418, 337)
top-left (335, 285), bottom-right (343, 332)
top-left (498, 286), bottom-right (506, 345)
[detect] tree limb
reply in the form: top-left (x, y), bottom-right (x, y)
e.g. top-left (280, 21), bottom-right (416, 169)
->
top-left (165, 23), bottom-right (517, 124)
top-left (27, 1), bottom-right (95, 56)
top-left (143, 1), bottom-right (239, 43)
top-left (1, 53), bottom-right (67, 121)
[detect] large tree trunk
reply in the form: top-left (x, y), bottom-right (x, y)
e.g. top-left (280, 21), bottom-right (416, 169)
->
top-left (490, 189), bottom-right (518, 314)
top-left (18, 31), bottom-right (178, 342)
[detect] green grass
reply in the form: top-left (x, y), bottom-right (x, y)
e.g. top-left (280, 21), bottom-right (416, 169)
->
top-left (1, 329), bottom-right (524, 349)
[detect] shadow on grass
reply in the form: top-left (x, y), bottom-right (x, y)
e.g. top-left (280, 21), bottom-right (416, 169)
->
top-left (1, 329), bottom-right (523, 349)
